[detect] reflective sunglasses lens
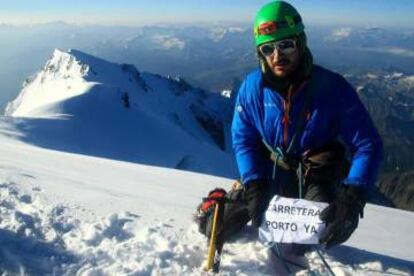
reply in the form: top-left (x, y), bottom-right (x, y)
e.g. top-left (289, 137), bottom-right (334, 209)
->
top-left (260, 39), bottom-right (296, 57)
top-left (260, 44), bottom-right (275, 56)
top-left (278, 40), bottom-right (296, 54)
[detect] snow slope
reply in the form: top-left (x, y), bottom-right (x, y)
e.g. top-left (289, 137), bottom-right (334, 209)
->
top-left (4, 49), bottom-right (236, 178)
top-left (0, 118), bottom-right (413, 275)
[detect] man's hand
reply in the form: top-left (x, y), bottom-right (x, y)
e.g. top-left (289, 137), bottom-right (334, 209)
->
top-left (244, 179), bottom-right (269, 227)
top-left (319, 185), bottom-right (366, 248)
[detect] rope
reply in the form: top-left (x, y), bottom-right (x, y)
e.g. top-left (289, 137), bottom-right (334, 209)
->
top-left (272, 155), bottom-right (278, 180)
top-left (272, 244), bottom-right (293, 275)
top-left (270, 244), bottom-right (328, 276)
top-left (298, 162), bottom-right (304, 199)
top-left (316, 248), bottom-right (336, 276)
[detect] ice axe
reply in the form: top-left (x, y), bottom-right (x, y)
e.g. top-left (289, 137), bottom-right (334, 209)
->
top-left (204, 197), bottom-right (226, 273)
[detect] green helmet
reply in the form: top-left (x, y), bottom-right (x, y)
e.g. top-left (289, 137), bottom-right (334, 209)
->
top-left (254, 1), bottom-right (305, 46)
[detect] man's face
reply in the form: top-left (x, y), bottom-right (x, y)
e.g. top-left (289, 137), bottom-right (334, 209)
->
top-left (259, 38), bottom-right (301, 79)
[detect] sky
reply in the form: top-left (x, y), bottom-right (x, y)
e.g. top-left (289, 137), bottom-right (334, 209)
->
top-left (1, 0), bottom-right (414, 27)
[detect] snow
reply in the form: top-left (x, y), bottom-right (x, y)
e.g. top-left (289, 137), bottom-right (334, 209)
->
top-left (356, 86), bottom-right (364, 92)
top-left (0, 49), bottom-right (413, 275)
top-left (221, 89), bottom-right (232, 98)
top-left (4, 49), bottom-right (236, 179)
top-left (5, 49), bottom-right (90, 117)
top-left (365, 73), bottom-right (378, 79)
top-left (391, 72), bottom-right (404, 78)
top-left (0, 117), bottom-right (413, 275)
top-left (403, 75), bottom-right (414, 87)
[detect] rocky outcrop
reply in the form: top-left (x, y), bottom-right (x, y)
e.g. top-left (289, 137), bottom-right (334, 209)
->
top-left (344, 70), bottom-right (414, 210)
top-left (378, 171), bottom-right (414, 211)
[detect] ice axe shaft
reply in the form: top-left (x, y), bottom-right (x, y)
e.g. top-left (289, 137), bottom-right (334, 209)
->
top-left (204, 200), bottom-right (224, 272)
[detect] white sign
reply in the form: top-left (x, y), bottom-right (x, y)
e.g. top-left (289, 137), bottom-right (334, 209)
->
top-left (259, 195), bottom-right (328, 245)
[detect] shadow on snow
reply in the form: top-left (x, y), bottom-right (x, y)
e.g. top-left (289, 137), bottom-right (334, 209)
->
top-left (0, 228), bottom-right (77, 275)
top-left (328, 245), bottom-right (414, 274)
top-left (2, 87), bottom-right (236, 179)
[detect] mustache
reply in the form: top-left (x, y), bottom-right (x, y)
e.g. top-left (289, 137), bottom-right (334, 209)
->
top-left (274, 59), bottom-right (290, 65)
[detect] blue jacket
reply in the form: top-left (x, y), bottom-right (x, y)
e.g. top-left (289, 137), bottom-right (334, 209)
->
top-left (231, 65), bottom-right (383, 188)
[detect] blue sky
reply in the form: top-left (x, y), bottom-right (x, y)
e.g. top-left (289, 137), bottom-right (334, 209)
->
top-left (1, 0), bottom-right (413, 27)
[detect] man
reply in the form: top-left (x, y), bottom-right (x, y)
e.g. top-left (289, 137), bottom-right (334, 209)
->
top-left (197, 1), bottom-right (382, 250)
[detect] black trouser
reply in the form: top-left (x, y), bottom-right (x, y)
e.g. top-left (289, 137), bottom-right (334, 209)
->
top-left (206, 169), bottom-right (338, 242)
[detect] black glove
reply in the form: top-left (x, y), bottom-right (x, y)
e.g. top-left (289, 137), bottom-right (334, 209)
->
top-left (244, 179), bottom-right (269, 227)
top-left (319, 185), bottom-right (366, 248)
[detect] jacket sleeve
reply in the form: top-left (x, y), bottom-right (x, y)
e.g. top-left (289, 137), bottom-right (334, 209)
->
top-left (231, 80), bottom-right (267, 184)
top-left (338, 77), bottom-right (383, 188)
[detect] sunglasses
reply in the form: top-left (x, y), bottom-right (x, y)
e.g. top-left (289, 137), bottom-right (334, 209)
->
top-left (259, 39), bottom-right (297, 57)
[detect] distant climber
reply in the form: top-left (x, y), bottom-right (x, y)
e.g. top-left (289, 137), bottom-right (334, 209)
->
top-left (122, 92), bottom-right (130, 108)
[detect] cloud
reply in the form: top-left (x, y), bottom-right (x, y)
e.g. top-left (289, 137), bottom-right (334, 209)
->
top-left (327, 27), bottom-right (352, 41)
top-left (208, 26), bottom-right (246, 42)
top-left (382, 47), bottom-right (414, 58)
top-left (150, 35), bottom-right (186, 50)
top-left (358, 47), bottom-right (414, 58)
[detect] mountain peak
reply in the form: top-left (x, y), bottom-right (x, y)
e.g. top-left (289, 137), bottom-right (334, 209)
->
top-left (5, 49), bottom-right (146, 117)
top-left (4, 49), bottom-right (110, 117)
top-left (44, 48), bottom-right (91, 80)
top-left (4, 49), bottom-right (235, 177)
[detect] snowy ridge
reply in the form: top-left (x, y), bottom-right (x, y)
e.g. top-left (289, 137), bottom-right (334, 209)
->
top-left (5, 49), bottom-right (92, 117)
top-left (4, 49), bottom-right (236, 178)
